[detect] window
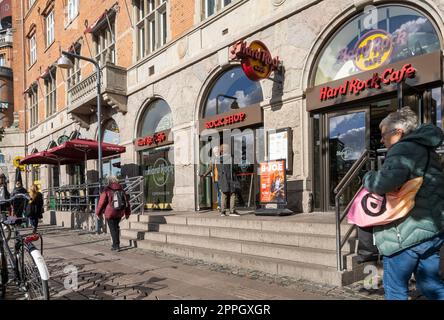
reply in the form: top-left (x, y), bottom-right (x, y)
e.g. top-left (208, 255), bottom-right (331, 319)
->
top-left (29, 0), bottom-right (36, 10)
top-left (203, 0), bottom-right (232, 19)
top-left (313, 5), bottom-right (441, 86)
top-left (0, 54), bottom-right (5, 67)
top-left (93, 20), bottom-right (116, 66)
top-left (135, 0), bottom-right (168, 60)
top-left (67, 0), bottom-right (79, 22)
top-left (29, 35), bottom-right (36, 65)
top-left (139, 99), bottom-right (172, 137)
top-left (46, 11), bottom-right (55, 47)
top-left (203, 66), bottom-right (264, 117)
top-left (67, 46), bottom-right (81, 90)
top-left (29, 86), bottom-right (38, 127)
top-left (45, 69), bottom-right (57, 117)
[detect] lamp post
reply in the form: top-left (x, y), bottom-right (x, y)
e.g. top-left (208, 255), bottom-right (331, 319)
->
top-left (57, 51), bottom-right (103, 190)
top-left (216, 94), bottom-right (239, 115)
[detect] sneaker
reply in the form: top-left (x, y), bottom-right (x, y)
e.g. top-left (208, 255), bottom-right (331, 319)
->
top-left (229, 212), bottom-right (240, 217)
top-left (220, 212), bottom-right (227, 216)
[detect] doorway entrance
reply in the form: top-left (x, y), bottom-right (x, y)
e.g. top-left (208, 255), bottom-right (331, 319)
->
top-left (312, 87), bottom-right (434, 211)
top-left (197, 127), bottom-right (264, 211)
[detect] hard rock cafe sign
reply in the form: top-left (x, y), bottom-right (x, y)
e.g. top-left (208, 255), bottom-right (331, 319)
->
top-left (230, 40), bottom-right (281, 81)
top-left (337, 29), bottom-right (407, 72)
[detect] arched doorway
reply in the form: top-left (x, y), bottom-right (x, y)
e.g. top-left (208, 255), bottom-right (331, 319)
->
top-left (306, 4), bottom-right (442, 211)
top-left (197, 65), bottom-right (265, 210)
top-left (136, 99), bottom-right (174, 210)
top-left (102, 119), bottom-right (122, 180)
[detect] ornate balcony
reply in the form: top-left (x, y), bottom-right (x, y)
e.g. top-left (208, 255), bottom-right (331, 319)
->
top-left (67, 63), bottom-right (127, 128)
top-left (0, 32), bottom-right (13, 48)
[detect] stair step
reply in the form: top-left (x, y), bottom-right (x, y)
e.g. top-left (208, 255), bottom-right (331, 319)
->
top-left (121, 229), bottom-right (145, 240)
top-left (133, 214), bottom-right (354, 236)
top-left (141, 232), bottom-right (356, 268)
top-left (146, 223), bottom-right (357, 251)
top-left (131, 239), bottom-right (367, 286)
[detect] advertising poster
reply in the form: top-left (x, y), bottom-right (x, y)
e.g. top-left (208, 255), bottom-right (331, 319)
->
top-left (259, 160), bottom-right (286, 204)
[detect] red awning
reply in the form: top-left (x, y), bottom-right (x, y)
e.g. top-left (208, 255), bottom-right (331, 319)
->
top-left (48, 138), bottom-right (126, 160)
top-left (19, 151), bottom-right (81, 165)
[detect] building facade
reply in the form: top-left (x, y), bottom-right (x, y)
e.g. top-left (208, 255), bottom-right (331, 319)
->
top-left (4, 0), bottom-right (444, 212)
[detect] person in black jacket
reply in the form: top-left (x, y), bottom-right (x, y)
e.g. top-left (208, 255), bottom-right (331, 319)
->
top-left (0, 173), bottom-right (10, 215)
top-left (11, 180), bottom-right (28, 218)
top-left (27, 184), bottom-right (44, 233)
top-left (216, 144), bottom-right (240, 217)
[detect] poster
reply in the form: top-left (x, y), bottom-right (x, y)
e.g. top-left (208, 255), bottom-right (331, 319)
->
top-left (268, 129), bottom-right (290, 170)
top-left (259, 160), bottom-right (286, 204)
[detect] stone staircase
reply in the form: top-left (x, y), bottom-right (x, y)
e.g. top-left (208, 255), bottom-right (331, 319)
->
top-left (120, 211), bottom-right (373, 286)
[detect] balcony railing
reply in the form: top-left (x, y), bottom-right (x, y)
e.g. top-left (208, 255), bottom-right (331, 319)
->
top-left (67, 62), bottom-right (127, 116)
top-left (0, 33), bottom-right (13, 48)
top-left (0, 66), bottom-right (12, 78)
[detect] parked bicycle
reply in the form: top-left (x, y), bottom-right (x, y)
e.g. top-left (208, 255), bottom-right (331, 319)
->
top-left (0, 195), bottom-right (50, 300)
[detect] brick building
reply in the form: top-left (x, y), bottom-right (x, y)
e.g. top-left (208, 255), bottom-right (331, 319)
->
top-left (2, 0), bottom-right (444, 214)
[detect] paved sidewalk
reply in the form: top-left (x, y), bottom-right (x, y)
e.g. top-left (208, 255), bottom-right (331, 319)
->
top-left (4, 224), bottom-right (388, 300)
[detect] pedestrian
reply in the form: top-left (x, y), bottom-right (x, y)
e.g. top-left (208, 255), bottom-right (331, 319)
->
top-left (363, 107), bottom-right (444, 300)
top-left (26, 184), bottom-right (44, 233)
top-left (216, 144), bottom-right (239, 217)
top-left (201, 145), bottom-right (222, 211)
top-left (96, 176), bottom-right (131, 251)
top-left (0, 173), bottom-right (10, 216)
top-left (11, 180), bottom-right (28, 218)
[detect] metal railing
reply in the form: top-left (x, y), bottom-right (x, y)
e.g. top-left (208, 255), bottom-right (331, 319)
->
top-left (334, 149), bottom-right (375, 271)
top-left (42, 176), bottom-right (145, 215)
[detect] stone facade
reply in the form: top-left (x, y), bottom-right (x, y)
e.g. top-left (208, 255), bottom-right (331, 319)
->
top-left (4, 0), bottom-right (444, 212)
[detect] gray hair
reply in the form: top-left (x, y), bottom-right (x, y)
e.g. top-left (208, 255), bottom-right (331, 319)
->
top-left (107, 175), bottom-right (119, 184)
top-left (379, 107), bottom-right (418, 135)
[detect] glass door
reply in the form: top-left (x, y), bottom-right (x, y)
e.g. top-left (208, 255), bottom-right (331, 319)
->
top-left (327, 109), bottom-right (369, 210)
top-left (196, 137), bottom-right (217, 210)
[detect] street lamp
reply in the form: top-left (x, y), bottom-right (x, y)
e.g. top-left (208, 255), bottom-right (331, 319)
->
top-left (57, 51), bottom-right (103, 190)
top-left (216, 94), bottom-right (239, 115)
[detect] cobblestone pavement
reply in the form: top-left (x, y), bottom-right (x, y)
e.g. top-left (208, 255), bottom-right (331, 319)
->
top-left (1, 224), bottom-right (424, 300)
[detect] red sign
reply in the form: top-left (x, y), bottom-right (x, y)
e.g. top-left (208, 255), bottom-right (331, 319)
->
top-left (319, 63), bottom-right (416, 101)
top-left (137, 132), bottom-right (167, 147)
top-left (230, 40), bottom-right (281, 81)
top-left (205, 112), bottom-right (246, 129)
top-left (259, 160), bottom-right (286, 204)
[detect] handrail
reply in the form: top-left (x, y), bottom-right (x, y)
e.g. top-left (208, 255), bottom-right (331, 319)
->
top-left (334, 149), bottom-right (375, 271)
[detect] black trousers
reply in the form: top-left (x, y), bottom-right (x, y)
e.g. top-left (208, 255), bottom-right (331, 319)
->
top-left (357, 226), bottom-right (379, 261)
top-left (107, 218), bottom-right (121, 248)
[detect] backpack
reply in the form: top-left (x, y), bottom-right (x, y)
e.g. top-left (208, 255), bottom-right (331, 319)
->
top-left (112, 190), bottom-right (126, 210)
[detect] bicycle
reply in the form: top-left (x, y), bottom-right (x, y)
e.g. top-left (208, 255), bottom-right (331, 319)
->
top-left (0, 195), bottom-right (50, 300)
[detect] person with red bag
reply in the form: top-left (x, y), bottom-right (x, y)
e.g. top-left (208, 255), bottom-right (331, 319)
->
top-left (362, 107), bottom-right (444, 300)
top-left (96, 176), bottom-right (131, 252)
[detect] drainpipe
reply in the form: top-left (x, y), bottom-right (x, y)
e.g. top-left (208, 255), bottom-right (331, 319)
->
top-left (20, 0), bottom-right (28, 188)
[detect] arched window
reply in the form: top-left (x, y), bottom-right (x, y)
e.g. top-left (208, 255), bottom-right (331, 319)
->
top-left (102, 119), bottom-right (121, 179)
top-left (313, 5), bottom-right (441, 85)
top-left (103, 119), bottom-right (120, 144)
top-left (203, 66), bottom-right (264, 118)
top-left (46, 140), bottom-right (57, 150)
top-left (139, 99), bottom-right (172, 137)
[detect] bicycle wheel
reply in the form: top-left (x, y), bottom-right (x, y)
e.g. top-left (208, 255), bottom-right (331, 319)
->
top-left (22, 247), bottom-right (49, 300)
top-left (1, 223), bottom-right (11, 243)
top-left (0, 244), bottom-right (7, 298)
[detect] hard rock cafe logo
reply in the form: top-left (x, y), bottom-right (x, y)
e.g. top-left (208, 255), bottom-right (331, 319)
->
top-left (336, 29), bottom-right (407, 71)
top-left (336, 147), bottom-right (353, 161)
top-left (145, 158), bottom-right (173, 187)
top-left (230, 40), bottom-right (281, 81)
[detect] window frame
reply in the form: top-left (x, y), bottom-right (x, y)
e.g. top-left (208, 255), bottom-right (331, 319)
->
top-left (29, 86), bottom-right (38, 128)
top-left (29, 35), bottom-right (37, 66)
top-left (67, 0), bottom-right (79, 23)
top-left (44, 70), bottom-right (57, 118)
top-left (134, 0), bottom-right (168, 61)
top-left (46, 10), bottom-right (55, 48)
top-left (93, 19), bottom-right (116, 66)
